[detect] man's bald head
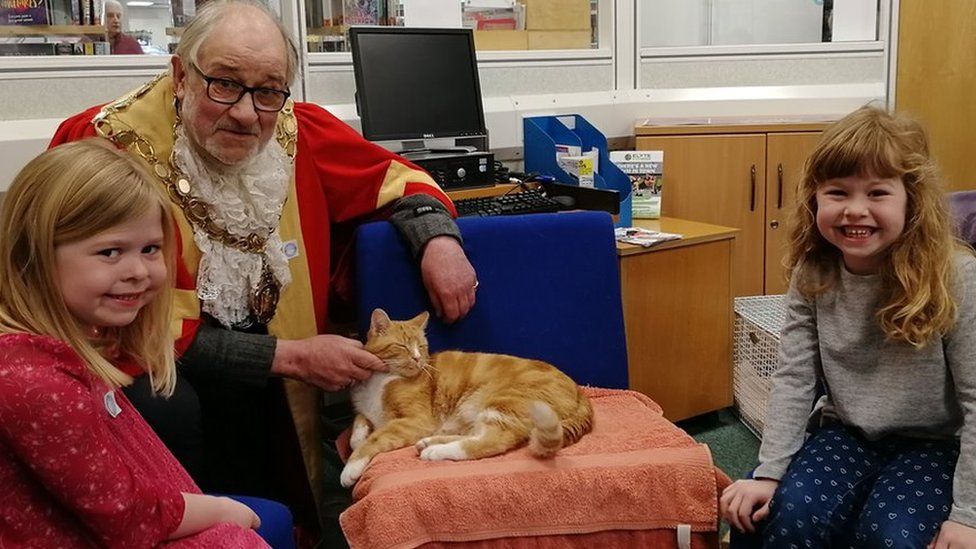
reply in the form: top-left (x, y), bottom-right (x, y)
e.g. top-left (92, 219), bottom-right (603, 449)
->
top-left (173, 0), bottom-right (298, 86)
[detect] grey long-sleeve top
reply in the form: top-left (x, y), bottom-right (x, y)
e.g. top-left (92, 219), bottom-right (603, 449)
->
top-left (754, 253), bottom-right (976, 528)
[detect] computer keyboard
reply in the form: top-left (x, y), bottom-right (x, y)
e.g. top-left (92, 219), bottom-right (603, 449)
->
top-left (454, 189), bottom-right (563, 217)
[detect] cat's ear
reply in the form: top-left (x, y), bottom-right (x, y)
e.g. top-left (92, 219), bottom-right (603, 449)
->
top-left (413, 311), bottom-right (430, 330)
top-left (369, 308), bottom-right (392, 336)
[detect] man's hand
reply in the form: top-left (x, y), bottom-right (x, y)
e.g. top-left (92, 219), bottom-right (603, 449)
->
top-left (720, 478), bottom-right (778, 534)
top-left (929, 520), bottom-right (976, 549)
top-left (272, 334), bottom-right (387, 391)
top-left (420, 235), bottom-right (477, 323)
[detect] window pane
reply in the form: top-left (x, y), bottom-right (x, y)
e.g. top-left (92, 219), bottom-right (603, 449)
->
top-left (0, 0), bottom-right (177, 56)
top-left (0, 0), bottom-right (282, 58)
top-left (305, 0), bottom-right (599, 53)
top-left (641, 0), bottom-right (879, 48)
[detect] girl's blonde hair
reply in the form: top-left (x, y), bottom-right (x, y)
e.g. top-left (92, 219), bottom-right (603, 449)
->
top-left (786, 105), bottom-right (965, 347)
top-left (0, 139), bottom-right (176, 395)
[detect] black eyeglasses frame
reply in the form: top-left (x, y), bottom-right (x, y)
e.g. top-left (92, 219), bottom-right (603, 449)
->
top-left (188, 64), bottom-right (291, 113)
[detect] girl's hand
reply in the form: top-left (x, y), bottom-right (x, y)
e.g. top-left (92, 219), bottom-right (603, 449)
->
top-left (720, 478), bottom-right (778, 534)
top-left (172, 493), bottom-right (261, 539)
top-left (928, 520), bottom-right (976, 549)
top-left (218, 497), bottom-right (261, 530)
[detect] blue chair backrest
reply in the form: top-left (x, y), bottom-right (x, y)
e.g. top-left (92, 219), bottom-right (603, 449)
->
top-left (355, 211), bottom-right (629, 389)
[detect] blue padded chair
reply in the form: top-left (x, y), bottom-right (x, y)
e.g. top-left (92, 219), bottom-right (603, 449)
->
top-left (355, 211), bottom-right (628, 389)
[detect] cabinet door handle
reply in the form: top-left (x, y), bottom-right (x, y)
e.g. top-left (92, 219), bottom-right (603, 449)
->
top-left (750, 164), bottom-right (757, 212)
top-left (777, 163), bottom-right (784, 209)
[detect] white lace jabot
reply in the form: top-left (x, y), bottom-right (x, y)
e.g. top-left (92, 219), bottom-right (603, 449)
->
top-left (172, 126), bottom-right (293, 328)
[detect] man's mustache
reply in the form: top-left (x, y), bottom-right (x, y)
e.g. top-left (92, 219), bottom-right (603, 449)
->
top-left (215, 124), bottom-right (259, 136)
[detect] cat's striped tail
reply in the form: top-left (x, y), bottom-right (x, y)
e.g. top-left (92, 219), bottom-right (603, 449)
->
top-left (527, 401), bottom-right (564, 458)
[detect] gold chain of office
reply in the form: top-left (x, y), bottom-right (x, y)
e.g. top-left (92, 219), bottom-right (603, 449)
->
top-left (91, 75), bottom-right (299, 324)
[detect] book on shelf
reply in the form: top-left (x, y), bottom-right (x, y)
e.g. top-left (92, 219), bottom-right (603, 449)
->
top-left (462, 3), bottom-right (524, 30)
top-left (331, 0), bottom-right (379, 26)
top-left (44, 0), bottom-right (72, 24)
top-left (610, 150), bottom-right (663, 219)
top-left (0, 42), bottom-right (56, 55)
top-left (1, 0), bottom-right (50, 25)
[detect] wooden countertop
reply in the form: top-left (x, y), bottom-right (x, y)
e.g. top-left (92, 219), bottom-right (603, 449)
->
top-left (442, 186), bottom-right (738, 253)
top-left (635, 121), bottom-right (832, 136)
top-left (616, 217), bottom-right (739, 256)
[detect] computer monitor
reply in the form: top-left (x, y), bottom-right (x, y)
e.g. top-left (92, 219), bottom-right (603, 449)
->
top-left (349, 26), bottom-right (487, 151)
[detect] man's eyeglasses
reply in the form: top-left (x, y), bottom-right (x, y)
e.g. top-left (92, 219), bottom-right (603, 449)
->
top-left (189, 64), bottom-right (290, 113)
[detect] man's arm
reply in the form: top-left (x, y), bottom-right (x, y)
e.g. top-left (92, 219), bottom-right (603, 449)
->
top-left (176, 322), bottom-right (276, 386)
top-left (388, 194), bottom-right (477, 323)
top-left (178, 320), bottom-right (386, 392)
top-left (388, 194), bottom-right (461, 258)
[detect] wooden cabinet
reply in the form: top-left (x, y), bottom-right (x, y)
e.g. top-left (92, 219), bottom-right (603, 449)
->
top-left (636, 123), bottom-right (826, 296)
top-left (763, 132), bottom-right (823, 294)
top-left (895, 1), bottom-right (976, 193)
top-left (619, 217), bottom-right (738, 421)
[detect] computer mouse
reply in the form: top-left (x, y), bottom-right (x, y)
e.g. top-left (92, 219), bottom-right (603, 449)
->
top-left (551, 195), bottom-right (576, 210)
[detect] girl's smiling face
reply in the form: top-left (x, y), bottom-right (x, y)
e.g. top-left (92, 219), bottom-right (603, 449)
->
top-left (815, 172), bottom-right (908, 275)
top-left (54, 207), bottom-right (166, 332)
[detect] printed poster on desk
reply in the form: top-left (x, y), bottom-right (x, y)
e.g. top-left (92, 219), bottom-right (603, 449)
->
top-left (1, 0), bottom-right (50, 25)
top-left (610, 150), bottom-right (663, 219)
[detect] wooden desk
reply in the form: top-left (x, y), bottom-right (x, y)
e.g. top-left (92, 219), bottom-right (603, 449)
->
top-left (446, 184), bottom-right (520, 201)
top-left (443, 187), bottom-right (737, 421)
top-left (618, 217), bottom-right (738, 421)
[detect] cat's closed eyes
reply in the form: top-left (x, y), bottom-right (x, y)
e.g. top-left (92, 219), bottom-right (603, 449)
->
top-left (339, 308), bottom-right (593, 487)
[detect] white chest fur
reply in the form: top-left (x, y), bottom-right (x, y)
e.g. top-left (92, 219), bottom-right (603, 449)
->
top-left (350, 372), bottom-right (396, 428)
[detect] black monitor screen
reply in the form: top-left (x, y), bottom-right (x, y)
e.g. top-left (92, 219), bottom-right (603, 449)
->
top-left (350, 27), bottom-right (486, 143)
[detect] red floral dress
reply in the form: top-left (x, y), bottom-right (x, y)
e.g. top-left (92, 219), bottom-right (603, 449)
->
top-left (0, 333), bottom-right (267, 548)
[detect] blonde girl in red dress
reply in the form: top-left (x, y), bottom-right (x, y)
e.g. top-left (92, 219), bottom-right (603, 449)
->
top-left (0, 139), bottom-right (267, 547)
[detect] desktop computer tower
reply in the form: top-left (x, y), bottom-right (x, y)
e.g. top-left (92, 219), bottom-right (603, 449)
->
top-left (411, 151), bottom-right (495, 191)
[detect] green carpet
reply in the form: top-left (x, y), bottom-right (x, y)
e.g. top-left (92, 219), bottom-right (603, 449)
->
top-left (676, 408), bottom-right (760, 540)
top-left (676, 408), bottom-right (760, 483)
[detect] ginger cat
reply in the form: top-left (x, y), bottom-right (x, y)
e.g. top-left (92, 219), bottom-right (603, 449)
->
top-left (339, 309), bottom-right (593, 487)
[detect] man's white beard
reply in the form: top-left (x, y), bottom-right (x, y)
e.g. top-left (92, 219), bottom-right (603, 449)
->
top-left (172, 125), bottom-right (293, 328)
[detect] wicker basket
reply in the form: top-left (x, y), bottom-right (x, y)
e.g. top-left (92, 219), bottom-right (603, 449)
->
top-left (732, 295), bottom-right (786, 437)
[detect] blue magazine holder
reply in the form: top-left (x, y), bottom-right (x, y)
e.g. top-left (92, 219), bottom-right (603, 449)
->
top-left (524, 115), bottom-right (632, 227)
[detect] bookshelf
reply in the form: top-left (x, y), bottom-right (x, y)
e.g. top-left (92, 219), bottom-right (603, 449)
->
top-left (0, 25), bottom-right (106, 37)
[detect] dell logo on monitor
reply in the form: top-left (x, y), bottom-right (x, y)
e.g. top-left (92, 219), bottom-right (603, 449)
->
top-left (423, 133), bottom-right (435, 138)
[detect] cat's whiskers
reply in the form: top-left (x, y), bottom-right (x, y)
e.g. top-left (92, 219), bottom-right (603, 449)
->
top-left (421, 362), bottom-right (439, 379)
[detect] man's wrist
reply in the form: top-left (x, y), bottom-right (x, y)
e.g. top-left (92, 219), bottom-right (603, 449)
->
top-left (271, 338), bottom-right (301, 379)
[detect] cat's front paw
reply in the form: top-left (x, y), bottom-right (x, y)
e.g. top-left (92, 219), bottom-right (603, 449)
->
top-left (340, 458), bottom-right (368, 488)
top-left (350, 424), bottom-right (370, 452)
top-left (415, 437), bottom-right (436, 452)
top-left (419, 441), bottom-right (468, 461)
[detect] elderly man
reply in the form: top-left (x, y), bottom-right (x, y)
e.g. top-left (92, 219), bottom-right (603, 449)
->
top-left (103, 0), bottom-right (144, 54)
top-left (51, 0), bottom-right (477, 537)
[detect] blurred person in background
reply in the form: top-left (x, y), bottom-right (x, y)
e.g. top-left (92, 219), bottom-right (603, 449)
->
top-left (104, 0), bottom-right (145, 55)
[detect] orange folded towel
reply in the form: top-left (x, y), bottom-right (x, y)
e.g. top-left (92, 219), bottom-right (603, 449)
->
top-left (339, 388), bottom-right (731, 549)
